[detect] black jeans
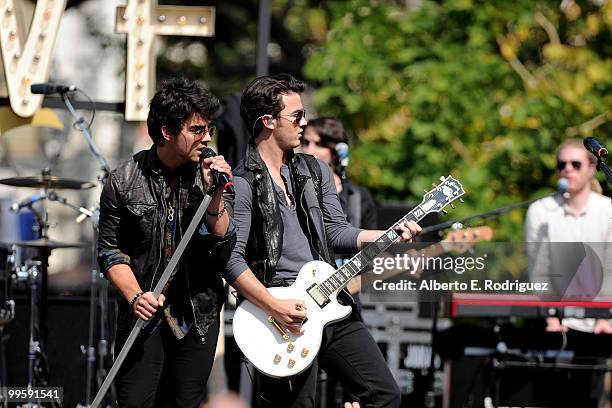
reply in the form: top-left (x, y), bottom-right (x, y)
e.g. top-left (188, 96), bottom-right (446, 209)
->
top-left (114, 318), bottom-right (219, 408)
top-left (254, 309), bottom-right (401, 408)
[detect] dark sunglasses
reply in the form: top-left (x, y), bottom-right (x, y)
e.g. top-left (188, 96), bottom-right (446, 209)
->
top-left (556, 160), bottom-right (582, 171)
top-left (278, 109), bottom-right (307, 125)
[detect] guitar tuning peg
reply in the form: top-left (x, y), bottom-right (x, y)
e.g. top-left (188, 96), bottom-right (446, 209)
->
top-left (459, 198), bottom-right (464, 203)
top-left (442, 209), bottom-right (448, 215)
top-left (439, 176), bottom-right (446, 182)
top-left (432, 183), bottom-right (438, 188)
top-left (424, 189), bottom-right (429, 194)
top-left (450, 203), bottom-right (456, 209)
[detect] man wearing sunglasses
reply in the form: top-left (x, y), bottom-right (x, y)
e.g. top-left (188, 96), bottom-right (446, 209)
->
top-left (525, 138), bottom-right (612, 334)
top-left (224, 73), bottom-right (421, 408)
top-left (525, 139), bottom-right (612, 407)
top-left (98, 77), bottom-right (236, 407)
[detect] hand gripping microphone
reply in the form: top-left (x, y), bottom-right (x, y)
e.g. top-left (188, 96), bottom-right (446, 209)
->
top-left (200, 148), bottom-right (234, 193)
top-left (583, 137), bottom-right (608, 159)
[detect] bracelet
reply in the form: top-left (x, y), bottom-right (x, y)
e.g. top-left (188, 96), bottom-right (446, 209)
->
top-left (206, 202), bottom-right (226, 217)
top-left (130, 291), bottom-right (144, 306)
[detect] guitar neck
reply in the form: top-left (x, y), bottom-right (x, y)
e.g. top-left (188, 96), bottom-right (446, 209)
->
top-left (318, 206), bottom-right (430, 296)
top-left (345, 241), bottom-right (448, 295)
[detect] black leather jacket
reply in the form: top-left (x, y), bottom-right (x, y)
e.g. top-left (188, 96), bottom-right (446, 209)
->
top-left (234, 144), bottom-right (334, 286)
top-left (97, 147), bottom-right (236, 343)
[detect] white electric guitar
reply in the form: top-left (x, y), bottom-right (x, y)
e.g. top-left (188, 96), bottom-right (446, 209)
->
top-left (232, 176), bottom-right (465, 378)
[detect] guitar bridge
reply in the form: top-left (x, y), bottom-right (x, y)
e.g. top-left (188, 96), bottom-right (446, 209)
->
top-left (307, 284), bottom-right (329, 308)
top-left (268, 316), bottom-right (290, 340)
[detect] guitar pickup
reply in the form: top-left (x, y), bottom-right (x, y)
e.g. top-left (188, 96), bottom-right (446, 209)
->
top-left (306, 284), bottom-right (329, 308)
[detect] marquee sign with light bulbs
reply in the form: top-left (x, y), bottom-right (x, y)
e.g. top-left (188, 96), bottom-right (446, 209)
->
top-left (0, 0), bottom-right (67, 118)
top-left (0, 0), bottom-right (214, 121)
top-left (115, 1), bottom-right (214, 121)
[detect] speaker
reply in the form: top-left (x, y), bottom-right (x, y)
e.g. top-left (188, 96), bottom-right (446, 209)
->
top-left (446, 355), bottom-right (602, 408)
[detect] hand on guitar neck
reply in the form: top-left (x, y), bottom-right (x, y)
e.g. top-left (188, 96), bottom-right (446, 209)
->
top-left (346, 226), bottom-right (493, 295)
top-left (232, 175), bottom-right (467, 378)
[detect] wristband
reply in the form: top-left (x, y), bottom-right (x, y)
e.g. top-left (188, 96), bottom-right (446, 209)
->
top-left (130, 291), bottom-right (144, 306)
top-left (206, 202), bottom-right (226, 217)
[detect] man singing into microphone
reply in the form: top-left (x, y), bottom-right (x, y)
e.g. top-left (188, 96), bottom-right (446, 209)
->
top-left (525, 138), bottom-right (612, 334)
top-left (97, 77), bottom-right (235, 407)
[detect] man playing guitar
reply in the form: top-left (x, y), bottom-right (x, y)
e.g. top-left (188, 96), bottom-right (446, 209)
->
top-left (223, 73), bottom-right (421, 408)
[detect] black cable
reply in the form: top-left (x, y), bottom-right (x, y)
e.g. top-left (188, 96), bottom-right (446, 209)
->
top-left (242, 357), bottom-right (290, 406)
top-left (71, 88), bottom-right (96, 131)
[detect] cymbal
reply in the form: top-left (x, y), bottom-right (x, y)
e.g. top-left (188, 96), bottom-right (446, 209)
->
top-left (3, 238), bottom-right (86, 250)
top-left (0, 175), bottom-right (95, 190)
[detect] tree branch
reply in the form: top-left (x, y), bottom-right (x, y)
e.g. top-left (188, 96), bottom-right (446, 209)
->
top-left (535, 11), bottom-right (560, 44)
top-left (496, 36), bottom-right (539, 89)
top-left (565, 111), bottom-right (610, 137)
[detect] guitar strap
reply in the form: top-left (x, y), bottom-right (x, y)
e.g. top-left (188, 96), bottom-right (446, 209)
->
top-left (295, 157), bottom-right (356, 306)
top-left (295, 156), bottom-right (332, 263)
top-left (346, 183), bottom-right (362, 228)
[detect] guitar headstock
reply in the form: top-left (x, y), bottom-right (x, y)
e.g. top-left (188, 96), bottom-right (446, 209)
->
top-left (442, 226), bottom-right (493, 254)
top-left (418, 176), bottom-right (465, 216)
top-left (445, 226), bottom-right (493, 243)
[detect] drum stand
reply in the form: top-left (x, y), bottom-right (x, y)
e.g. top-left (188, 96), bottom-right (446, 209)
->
top-left (13, 257), bottom-right (59, 408)
top-left (0, 247), bottom-right (15, 407)
top-left (10, 181), bottom-right (89, 408)
top-left (46, 192), bottom-right (112, 408)
top-left (18, 198), bottom-right (54, 408)
top-left (0, 164), bottom-right (98, 408)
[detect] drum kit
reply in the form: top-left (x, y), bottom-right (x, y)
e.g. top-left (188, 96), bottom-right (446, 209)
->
top-left (0, 167), bottom-right (105, 407)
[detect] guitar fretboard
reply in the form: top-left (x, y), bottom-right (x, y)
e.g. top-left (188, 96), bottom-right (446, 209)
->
top-left (316, 209), bottom-right (425, 297)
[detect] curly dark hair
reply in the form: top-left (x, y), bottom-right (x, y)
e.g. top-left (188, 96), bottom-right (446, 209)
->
top-left (240, 73), bottom-right (305, 140)
top-left (147, 77), bottom-right (220, 146)
top-left (304, 117), bottom-right (348, 150)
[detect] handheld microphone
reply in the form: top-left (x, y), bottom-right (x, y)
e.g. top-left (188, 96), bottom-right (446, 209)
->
top-left (583, 137), bottom-right (608, 159)
top-left (558, 177), bottom-right (570, 200)
top-left (200, 148), bottom-right (234, 194)
top-left (30, 83), bottom-right (77, 95)
top-left (335, 142), bottom-right (349, 168)
top-left (10, 193), bottom-right (45, 212)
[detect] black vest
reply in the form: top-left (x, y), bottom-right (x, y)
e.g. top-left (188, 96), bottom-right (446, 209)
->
top-left (234, 144), bottom-right (335, 286)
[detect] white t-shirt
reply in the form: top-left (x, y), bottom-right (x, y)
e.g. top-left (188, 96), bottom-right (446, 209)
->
top-left (525, 191), bottom-right (612, 331)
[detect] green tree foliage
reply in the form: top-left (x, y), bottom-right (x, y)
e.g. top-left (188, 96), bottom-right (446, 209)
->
top-left (304, 0), bottom-right (611, 240)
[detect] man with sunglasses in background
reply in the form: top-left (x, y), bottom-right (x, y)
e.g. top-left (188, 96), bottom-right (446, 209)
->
top-left (526, 138), bottom-right (612, 334)
top-left (98, 77), bottom-right (236, 407)
top-left (524, 139), bottom-right (612, 407)
top-left (224, 73), bottom-right (421, 408)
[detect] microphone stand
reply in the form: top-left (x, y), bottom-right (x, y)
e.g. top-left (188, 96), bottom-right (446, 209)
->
top-left (59, 89), bottom-right (112, 407)
top-left (60, 90), bottom-right (111, 184)
top-left (339, 165), bottom-right (348, 185)
top-left (595, 157), bottom-right (612, 190)
top-left (420, 196), bottom-right (543, 236)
